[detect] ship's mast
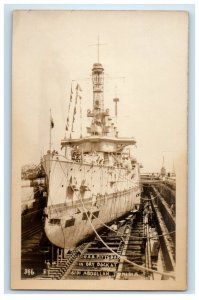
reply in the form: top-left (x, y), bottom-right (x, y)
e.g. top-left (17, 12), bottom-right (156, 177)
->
top-left (87, 38), bottom-right (111, 136)
top-left (92, 62), bottom-right (104, 112)
top-left (90, 36), bottom-right (106, 111)
top-left (87, 61), bottom-right (110, 136)
top-left (86, 37), bottom-right (121, 138)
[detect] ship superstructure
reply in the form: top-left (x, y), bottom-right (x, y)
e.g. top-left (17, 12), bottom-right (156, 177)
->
top-left (42, 59), bottom-right (141, 250)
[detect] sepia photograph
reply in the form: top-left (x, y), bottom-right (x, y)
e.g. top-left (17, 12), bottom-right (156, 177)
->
top-left (11, 9), bottom-right (188, 290)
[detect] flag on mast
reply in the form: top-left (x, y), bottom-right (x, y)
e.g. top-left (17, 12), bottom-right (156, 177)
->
top-left (50, 112), bottom-right (54, 128)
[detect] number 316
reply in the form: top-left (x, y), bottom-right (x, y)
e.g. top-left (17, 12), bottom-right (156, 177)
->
top-left (24, 268), bottom-right (34, 276)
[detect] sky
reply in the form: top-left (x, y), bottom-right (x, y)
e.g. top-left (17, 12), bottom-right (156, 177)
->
top-left (12, 10), bottom-right (188, 173)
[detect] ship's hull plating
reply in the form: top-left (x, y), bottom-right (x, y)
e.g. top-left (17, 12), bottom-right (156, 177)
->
top-left (43, 155), bottom-right (141, 249)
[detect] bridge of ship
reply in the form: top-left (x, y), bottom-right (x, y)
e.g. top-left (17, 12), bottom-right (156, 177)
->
top-left (61, 135), bottom-right (136, 153)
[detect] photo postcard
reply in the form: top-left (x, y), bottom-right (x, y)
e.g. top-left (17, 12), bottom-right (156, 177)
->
top-left (11, 9), bottom-right (188, 290)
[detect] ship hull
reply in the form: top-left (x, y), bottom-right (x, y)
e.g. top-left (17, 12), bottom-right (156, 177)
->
top-left (45, 189), bottom-right (140, 249)
top-left (43, 154), bottom-right (141, 249)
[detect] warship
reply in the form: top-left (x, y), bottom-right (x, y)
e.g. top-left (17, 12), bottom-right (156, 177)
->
top-left (42, 57), bottom-right (141, 250)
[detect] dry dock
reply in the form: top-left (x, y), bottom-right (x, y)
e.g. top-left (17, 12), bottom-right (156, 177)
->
top-left (21, 176), bottom-right (175, 280)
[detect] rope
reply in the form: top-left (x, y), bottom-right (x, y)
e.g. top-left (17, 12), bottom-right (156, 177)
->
top-left (90, 212), bottom-right (175, 239)
top-left (77, 191), bottom-right (175, 279)
top-left (55, 156), bottom-right (174, 241)
top-left (57, 160), bottom-right (175, 279)
top-left (54, 154), bottom-right (175, 276)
